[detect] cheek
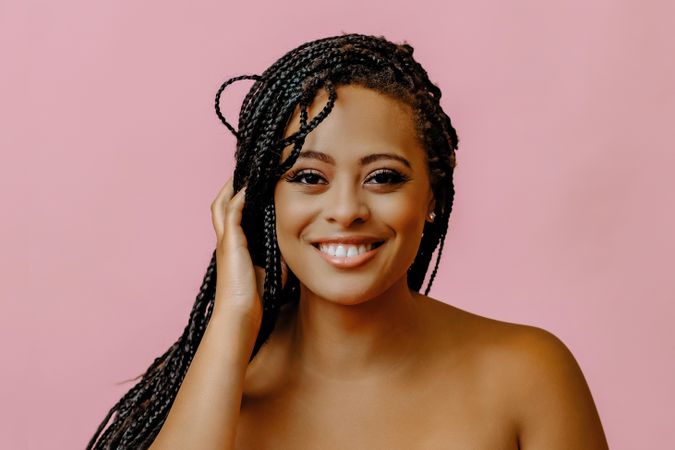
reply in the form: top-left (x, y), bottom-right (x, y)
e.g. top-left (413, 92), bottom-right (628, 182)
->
top-left (375, 192), bottom-right (428, 269)
top-left (375, 193), bottom-right (425, 236)
top-left (273, 186), bottom-right (311, 264)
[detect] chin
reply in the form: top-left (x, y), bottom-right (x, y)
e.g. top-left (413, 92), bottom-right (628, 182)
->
top-left (299, 281), bottom-right (384, 306)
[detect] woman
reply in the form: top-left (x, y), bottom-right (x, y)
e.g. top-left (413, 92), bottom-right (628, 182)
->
top-left (87, 33), bottom-right (609, 449)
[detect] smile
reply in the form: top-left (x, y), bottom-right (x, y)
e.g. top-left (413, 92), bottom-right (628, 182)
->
top-left (311, 241), bottom-right (385, 269)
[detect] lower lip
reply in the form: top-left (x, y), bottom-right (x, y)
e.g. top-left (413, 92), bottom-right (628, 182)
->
top-left (312, 242), bottom-right (385, 269)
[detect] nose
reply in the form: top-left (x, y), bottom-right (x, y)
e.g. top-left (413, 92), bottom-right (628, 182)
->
top-left (323, 178), bottom-right (370, 227)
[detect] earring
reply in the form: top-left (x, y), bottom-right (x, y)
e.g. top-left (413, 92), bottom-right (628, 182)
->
top-left (427, 211), bottom-right (436, 222)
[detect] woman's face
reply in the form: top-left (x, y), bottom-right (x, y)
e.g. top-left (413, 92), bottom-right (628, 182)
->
top-left (274, 84), bottom-right (435, 304)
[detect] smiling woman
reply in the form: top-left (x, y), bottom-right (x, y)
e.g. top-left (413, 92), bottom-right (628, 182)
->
top-left (274, 85), bottom-right (436, 301)
top-left (86, 33), bottom-right (609, 450)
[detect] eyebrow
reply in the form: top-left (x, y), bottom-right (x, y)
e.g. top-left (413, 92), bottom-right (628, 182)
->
top-left (296, 150), bottom-right (412, 169)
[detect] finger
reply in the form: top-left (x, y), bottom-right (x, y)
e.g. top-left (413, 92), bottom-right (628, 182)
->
top-left (211, 177), bottom-right (234, 239)
top-left (223, 185), bottom-right (248, 246)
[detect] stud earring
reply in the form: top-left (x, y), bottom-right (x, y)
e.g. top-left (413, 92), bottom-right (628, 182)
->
top-left (427, 211), bottom-right (436, 222)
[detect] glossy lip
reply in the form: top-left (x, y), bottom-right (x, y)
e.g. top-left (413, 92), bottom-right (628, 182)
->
top-left (311, 240), bottom-right (386, 269)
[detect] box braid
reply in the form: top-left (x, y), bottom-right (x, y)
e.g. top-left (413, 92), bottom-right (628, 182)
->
top-left (86, 32), bottom-right (458, 449)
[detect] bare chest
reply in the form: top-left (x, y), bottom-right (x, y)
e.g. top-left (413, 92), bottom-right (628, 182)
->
top-left (234, 372), bottom-right (519, 450)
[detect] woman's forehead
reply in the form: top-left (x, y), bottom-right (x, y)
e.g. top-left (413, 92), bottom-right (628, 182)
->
top-left (281, 85), bottom-right (424, 165)
top-left (284, 84), bottom-right (415, 135)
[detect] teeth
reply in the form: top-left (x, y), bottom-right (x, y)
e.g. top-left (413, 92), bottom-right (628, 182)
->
top-left (318, 243), bottom-right (374, 258)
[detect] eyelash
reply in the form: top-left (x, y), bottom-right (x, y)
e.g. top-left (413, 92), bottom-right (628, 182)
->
top-left (283, 168), bottom-right (410, 186)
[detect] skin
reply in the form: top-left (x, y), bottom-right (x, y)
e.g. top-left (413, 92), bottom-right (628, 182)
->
top-left (234, 85), bottom-right (609, 449)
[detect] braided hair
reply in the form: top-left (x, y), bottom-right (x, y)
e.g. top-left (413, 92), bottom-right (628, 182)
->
top-left (86, 32), bottom-right (459, 449)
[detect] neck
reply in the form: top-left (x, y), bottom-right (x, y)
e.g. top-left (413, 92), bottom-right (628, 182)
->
top-left (284, 275), bottom-right (425, 382)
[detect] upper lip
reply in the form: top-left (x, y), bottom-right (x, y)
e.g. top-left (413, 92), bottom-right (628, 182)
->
top-left (310, 235), bottom-right (386, 246)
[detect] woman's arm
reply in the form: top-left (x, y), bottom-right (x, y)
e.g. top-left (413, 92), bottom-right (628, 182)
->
top-left (147, 311), bottom-right (258, 450)
top-left (149, 178), bottom-right (264, 449)
top-left (509, 326), bottom-right (610, 449)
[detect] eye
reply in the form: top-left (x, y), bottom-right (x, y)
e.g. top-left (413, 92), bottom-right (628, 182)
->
top-left (283, 168), bottom-right (410, 186)
top-left (283, 169), bottom-right (327, 185)
top-left (365, 169), bottom-right (410, 185)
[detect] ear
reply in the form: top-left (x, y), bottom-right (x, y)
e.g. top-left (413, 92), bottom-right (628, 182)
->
top-left (426, 191), bottom-right (436, 216)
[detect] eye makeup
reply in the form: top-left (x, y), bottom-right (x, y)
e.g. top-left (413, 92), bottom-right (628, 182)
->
top-left (283, 168), bottom-right (410, 186)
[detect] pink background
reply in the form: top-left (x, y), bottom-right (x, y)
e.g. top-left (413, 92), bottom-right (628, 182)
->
top-left (2, 0), bottom-right (673, 448)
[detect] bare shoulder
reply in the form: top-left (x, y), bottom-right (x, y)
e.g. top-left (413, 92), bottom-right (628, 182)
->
top-left (495, 322), bottom-right (609, 449)
top-left (417, 294), bottom-right (609, 450)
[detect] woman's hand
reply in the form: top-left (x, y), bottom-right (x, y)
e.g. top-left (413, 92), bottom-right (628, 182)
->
top-left (210, 176), bottom-right (264, 331)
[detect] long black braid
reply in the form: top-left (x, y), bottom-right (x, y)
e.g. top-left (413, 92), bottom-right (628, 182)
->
top-left (86, 32), bottom-right (459, 449)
